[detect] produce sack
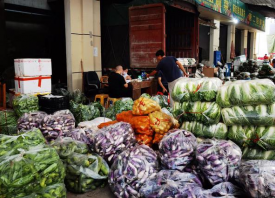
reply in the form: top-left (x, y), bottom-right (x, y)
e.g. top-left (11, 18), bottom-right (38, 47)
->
top-left (50, 137), bottom-right (89, 158)
top-left (172, 78), bottom-right (222, 102)
top-left (161, 107), bottom-right (180, 128)
top-left (240, 160), bottom-right (275, 198)
top-left (64, 153), bottom-right (109, 193)
top-left (26, 183), bottom-right (66, 198)
top-left (13, 95), bottom-right (39, 117)
top-left (70, 101), bottom-right (103, 125)
top-left (17, 111), bottom-right (47, 132)
top-left (194, 182), bottom-right (245, 198)
top-left (78, 117), bottom-right (112, 130)
top-left (174, 101), bottom-right (221, 125)
top-left (98, 120), bottom-right (118, 129)
top-left (132, 97), bottom-right (161, 115)
top-left (221, 103), bottom-right (275, 126)
top-left (159, 129), bottom-right (197, 171)
top-left (216, 79), bottom-right (275, 107)
top-left (116, 110), bottom-right (134, 123)
top-left (90, 122), bottom-right (136, 164)
top-left (139, 170), bottom-right (203, 198)
top-left (242, 147), bottom-right (275, 160)
top-left (63, 128), bottom-right (93, 145)
top-left (181, 121), bottom-right (228, 139)
top-left (255, 126), bottom-right (275, 150)
top-left (151, 95), bottom-right (168, 108)
top-left (109, 144), bottom-right (158, 197)
top-left (135, 134), bottom-right (153, 147)
top-left (149, 111), bottom-right (173, 134)
top-left (0, 145), bottom-right (65, 197)
top-left (0, 128), bottom-right (46, 157)
top-left (227, 125), bottom-right (255, 147)
top-left (40, 109), bottom-right (75, 141)
top-left (196, 139), bottom-right (242, 185)
top-left (0, 110), bottom-right (18, 135)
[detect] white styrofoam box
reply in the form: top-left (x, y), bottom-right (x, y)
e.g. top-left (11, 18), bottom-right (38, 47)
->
top-left (15, 76), bottom-right (51, 94)
top-left (14, 59), bottom-right (52, 77)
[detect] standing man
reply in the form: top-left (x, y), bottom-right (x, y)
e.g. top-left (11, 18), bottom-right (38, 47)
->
top-left (148, 50), bottom-right (188, 106)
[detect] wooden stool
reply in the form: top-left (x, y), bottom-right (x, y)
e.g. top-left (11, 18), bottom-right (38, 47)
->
top-left (94, 94), bottom-right (109, 107)
top-left (107, 97), bottom-right (121, 108)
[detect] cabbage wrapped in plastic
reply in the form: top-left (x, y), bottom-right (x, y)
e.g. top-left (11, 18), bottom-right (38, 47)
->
top-left (90, 122), bottom-right (136, 164)
top-left (181, 121), bottom-right (228, 139)
top-left (242, 147), bottom-right (275, 160)
top-left (221, 104), bottom-right (275, 126)
top-left (227, 125), bottom-right (256, 147)
top-left (17, 111), bottom-right (47, 131)
top-left (109, 144), bottom-right (158, 198)
top-left (40, 110), bottom-right (75, 141)
top-left (256, 126), bottom-right (275, 150)
top-left (196, 139), bottom-right (242, 185)
top-left (159, 129), bottom-right (197, 171)
top-left (139, 170), bottom-right (203, 198)
top-left (240, 160), bottom-right (275, 198)
top-left (194, 182), bottom-right (245, 198)
top-left (216, 79), bottom-right (275, 107)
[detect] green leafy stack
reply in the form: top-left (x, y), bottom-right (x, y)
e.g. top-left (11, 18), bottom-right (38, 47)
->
top-left (13, 95), bottom-right (39, 117)
top-left (0, 110), bottom-right (18, 135)
top-left (105, 98), bottom-right (134, 120)
top-left (51, 137), bottom-right (109, 193)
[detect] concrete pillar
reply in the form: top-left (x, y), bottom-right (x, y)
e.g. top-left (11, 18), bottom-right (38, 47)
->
top-left (209, 20), bottom-right (220, 66)
top-left (226, 25), bottom-right (235, 62)
top-left (64, 0), bottom-right (101, 92)
top-left (241, 30), bottom-right (248, 57)
top-left (249, 32), bottom-right (255, 60)
top-left (253, 32), bottom-right (257, 60)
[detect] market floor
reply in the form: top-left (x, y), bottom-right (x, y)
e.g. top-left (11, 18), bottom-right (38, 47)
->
top-left (67, 186), bottom-right (115, 198)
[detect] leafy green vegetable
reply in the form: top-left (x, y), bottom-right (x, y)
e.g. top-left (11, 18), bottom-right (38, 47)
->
top-left (151, 95), bottom-right (168, 108)
top-left (13, 95), bottom-right (39, 117)
top-left (242, 147), bottom-right (275, 160)
top-left (227, 125), bottom-right (255, 147)
top-left (0, 110), bottom-right (18, 135)
top-left (71, 89), bottom-right (88, 104)
top-left (140, 93), bottom-right (151, 98)
top-left (256, 126), bottom-right (275, 150)
top-left (181, 121), bottom-right (228, 139)
top-left (104, 99), bottom-right (133, 121)
top-left (28, 183), bottom-right (67, 198)
top-left (221, 104), bottom-right (275, 126)
top-left (216, 79), bottom-right (275, 107)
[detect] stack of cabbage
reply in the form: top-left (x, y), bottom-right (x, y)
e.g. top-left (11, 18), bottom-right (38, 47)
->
top-left (217, 79), bottom-right (275, 159)
top-left (173, 78), bottom-right (227, 139)
top-left (0, 129), bottom-right (66, 198)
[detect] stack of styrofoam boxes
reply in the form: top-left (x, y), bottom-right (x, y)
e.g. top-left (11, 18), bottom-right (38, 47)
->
top-left (14, 59), bottom-right (52, 94)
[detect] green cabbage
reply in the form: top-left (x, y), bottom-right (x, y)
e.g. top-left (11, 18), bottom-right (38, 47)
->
top-left (181, 121), bottom-right (228, 139)
top-left (242, 147), bottom-right (275, 160)
top-left (227, 125), bottom-right (255, 147)
top-left (256, 126), bottom-right (275, 150)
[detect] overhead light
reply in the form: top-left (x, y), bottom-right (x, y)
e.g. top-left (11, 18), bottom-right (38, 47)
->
top-left (233, 18), bottom-right (239, 24)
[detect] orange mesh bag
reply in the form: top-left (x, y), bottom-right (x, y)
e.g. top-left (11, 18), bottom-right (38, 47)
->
top-left (153, 133), bottom-right (164, 144)
top-left (131, 116), bottom-right (153, 136)
top-left (116, 111), bottom-right (134, 123)
top-left (135, 134), bottom-right (153, 147)
top-left (149, 111), bottom-right (173, 135)
top-left (132, 97), bottom-right (161, 116)
top-left (98, 120), bottom-right (118, 129)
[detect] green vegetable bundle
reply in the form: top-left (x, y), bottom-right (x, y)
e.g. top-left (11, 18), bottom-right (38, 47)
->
top-left (27, 183), bottom-right (66, 198)
top-left (256, 126), bottom-right (275, 150)
top-left (105, 98), bottom-right (133, 120)
top-left (50, 137), bottom-right (89, 159)
top-left (258, 62), bottom-right (275, 76)
top-left (172, 78), bottom-right (222, 102)
top-left (181, 121), bottom-right (228, 139)
top-left (13, 95), bottom-right (39, 117)
top-left (173, 101), bottom-right (221, 125)
top-left (221, 103), bottom-right (275, 126)
top-left (0, 110), bottom-right (18, 135)
top-left (242, 147), bottom-right (275, 160)
top-left (0, 145), bottom-right (65, 198)
top-left (216, 79), bottom-right (275, 107)
top-left (71, 89), bottom-right (88, 104)
top-left (227, 125), bottom-right (255, 147)
top-left (151, 95), bottom-right (168, 108)
top-left (0, 128), bottom-right (46, 157)
top-left (70, 101), bottom-right (103, 124)
top-left (64, 153), bottom-right (109, 193)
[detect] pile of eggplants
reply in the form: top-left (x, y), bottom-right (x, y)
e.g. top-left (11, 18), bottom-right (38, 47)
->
top-left (40, 110), bottom-right (75, 141)
top-left (196, 139), bottom-right (242, 185)
top-left (240, 160), bottom-right (275, 198)
top-left (139, 170), bottom-right (203, 198)
top-left (17, 111), bottom-right (47, 131)
top-left (90, 122), bottom-right (136, 164)
top-left (159, 129), bottom-right (197, 171)
top-left (109, 144), bottom-right (158, 198)
top-left (63, 128), bottom-right (93, 146)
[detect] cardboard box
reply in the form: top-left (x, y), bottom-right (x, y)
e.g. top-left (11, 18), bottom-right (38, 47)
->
top-left (15, 76), bottom-right (51, 94)
top-left (203, 67), bottom-right (218, 77)
top-left (14, 59), bottom-right (52, 77)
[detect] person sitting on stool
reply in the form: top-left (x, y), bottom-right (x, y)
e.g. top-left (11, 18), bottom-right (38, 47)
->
top-left (108, 65), bottom-right (131, 98)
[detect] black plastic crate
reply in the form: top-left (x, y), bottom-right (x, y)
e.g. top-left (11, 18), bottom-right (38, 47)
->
top-left (38, 94), bottom-right (69, 114)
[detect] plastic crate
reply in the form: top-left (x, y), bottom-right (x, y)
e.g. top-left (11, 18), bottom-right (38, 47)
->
top-left (38, 94), bottom-right (69, 114)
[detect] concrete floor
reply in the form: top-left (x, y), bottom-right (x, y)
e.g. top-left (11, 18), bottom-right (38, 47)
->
top-left (67, 186), bottom-right (116, 198)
